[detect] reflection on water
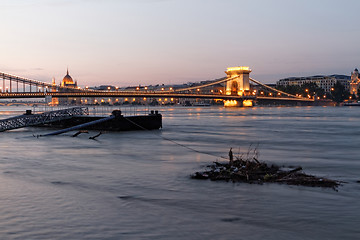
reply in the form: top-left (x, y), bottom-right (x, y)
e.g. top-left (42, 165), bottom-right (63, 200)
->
top-left (0, 106), bottom-right (359, 239)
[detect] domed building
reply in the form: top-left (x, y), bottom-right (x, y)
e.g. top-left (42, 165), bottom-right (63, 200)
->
top-left (61, 68), bottom-right (77, 88)
top-left (59, 68), bottom-right (80, 105)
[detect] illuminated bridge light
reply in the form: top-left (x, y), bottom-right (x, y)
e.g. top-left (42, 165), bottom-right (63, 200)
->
top-left (226, 66), bottom-right (251, 72)
top-left (243, 100), bottom-right (253, 107)
top-left (224, 100), bottom-right (238, 107)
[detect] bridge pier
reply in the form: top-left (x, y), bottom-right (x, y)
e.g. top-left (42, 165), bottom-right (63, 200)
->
top-left (224, 99), bottom-right (253, 107)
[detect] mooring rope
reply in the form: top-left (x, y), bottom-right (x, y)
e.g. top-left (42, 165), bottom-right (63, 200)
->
top-left (123, 117), bottom-right (229, 160)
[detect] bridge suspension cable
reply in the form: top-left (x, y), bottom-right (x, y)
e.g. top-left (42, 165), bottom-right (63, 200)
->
top-left (249, 77), bottom-right (307, 99)
top-left (172, 75), bottom-right (309, 100)
top-left (172, 75), bottom-right (238, 93)
top-left (0, 71), bottom-right (87, 92)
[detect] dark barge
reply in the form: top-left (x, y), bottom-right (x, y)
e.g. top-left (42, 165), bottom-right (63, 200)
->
top-left (0, 107), bottom-right (162, 134)
top-left (42, 110), bottom-right (162, 131)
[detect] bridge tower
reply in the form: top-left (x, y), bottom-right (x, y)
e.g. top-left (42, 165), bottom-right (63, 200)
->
top-left (225, 66), bottom-right (251, 96)
top-left (224, 66), bottom-right (253, 107)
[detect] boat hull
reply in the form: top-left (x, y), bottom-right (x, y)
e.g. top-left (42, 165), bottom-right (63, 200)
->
top-left (41, 114), bottom-right (162, 131)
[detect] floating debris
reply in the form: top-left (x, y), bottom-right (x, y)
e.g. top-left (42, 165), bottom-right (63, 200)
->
top-left (72, 130), bottom-right (89, 137)
top-left (191, 157), bottom-right (340, 190)
top-left (89, 132), bottom-right (102, 140)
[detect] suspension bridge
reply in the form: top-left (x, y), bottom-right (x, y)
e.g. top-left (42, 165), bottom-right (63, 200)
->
top-left (0, 67), bottom-right (314, 106)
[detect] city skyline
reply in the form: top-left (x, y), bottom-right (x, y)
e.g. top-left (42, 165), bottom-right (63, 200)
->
top-left (0, 0), bottom-right (359, 87)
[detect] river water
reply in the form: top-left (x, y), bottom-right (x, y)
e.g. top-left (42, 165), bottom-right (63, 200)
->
top-left (0, 105), bottom-right (359, 240)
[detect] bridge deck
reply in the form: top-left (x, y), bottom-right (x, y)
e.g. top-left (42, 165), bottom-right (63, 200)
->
top-left (0, 92), bottom-right (313, 102)
top-left (0, 71), bottom-right (315, 103)
top-left (0, 107), bottom-right (89, 132)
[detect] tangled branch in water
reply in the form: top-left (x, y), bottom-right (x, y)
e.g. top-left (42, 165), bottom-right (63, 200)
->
top-left (191, 147), bottom-right (340, 190)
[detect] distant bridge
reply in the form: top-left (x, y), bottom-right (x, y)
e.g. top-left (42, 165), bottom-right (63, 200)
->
top-left (0, 67), bottom-right (314, 106)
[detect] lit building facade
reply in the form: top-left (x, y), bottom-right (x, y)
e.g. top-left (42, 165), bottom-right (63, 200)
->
top-left (350, 68), bottom-right (360, 96)
top-left (277, 74), bottom-right (351, 93)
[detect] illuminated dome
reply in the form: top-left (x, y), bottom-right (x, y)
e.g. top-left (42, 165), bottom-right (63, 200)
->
top-left (61, 68), bottom-right (75, 87)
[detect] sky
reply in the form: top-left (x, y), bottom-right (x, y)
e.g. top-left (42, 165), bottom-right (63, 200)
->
top-left (0, 0), bottom-right (359, 87)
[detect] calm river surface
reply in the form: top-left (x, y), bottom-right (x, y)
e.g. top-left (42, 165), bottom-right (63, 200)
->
top-left (0, 105), bottom-right (359, 240)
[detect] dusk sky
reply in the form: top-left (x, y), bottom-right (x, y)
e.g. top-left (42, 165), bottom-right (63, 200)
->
top-left (0, 0), bottom-right (359, 87)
